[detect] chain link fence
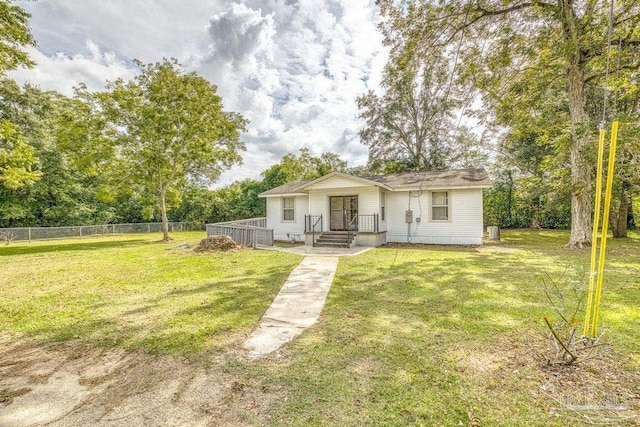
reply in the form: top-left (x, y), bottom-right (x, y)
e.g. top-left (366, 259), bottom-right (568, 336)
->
top-left (0, 222), bottom-right (204, 243)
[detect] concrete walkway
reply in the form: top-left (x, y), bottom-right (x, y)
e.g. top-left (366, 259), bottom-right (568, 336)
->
top-left (257, 244), bottom-right (372, 257)
top-left (245, 256), bottom-right (339, 357)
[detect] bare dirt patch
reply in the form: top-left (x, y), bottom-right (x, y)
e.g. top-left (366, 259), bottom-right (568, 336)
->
top-left (0, 387), bottom-right (31, 405)
top-left (194, 235), bottom-right (250, 253)
top-left (536, 351), bottom-right (640, 425)
top-left (0, 336), bottom-right (275, 427)
top-left (458, 334), bottom-right (640, 425)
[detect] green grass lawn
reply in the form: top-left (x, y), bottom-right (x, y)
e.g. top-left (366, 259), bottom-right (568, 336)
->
top-left (1, 229), bottom-right (638, 425)
top-left (0, 231), bottom-right (303, 357)
top-left (242, 230), bottom-right (640, 426)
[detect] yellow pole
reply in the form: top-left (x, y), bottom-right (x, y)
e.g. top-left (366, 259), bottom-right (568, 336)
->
top-left (583, 129), bottom-right (606, 337)
top-left (591, 121), bottom-right (619, 337)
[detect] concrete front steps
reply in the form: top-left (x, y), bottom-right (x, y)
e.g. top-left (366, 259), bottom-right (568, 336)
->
top-left (314, 231), bottom-right (355, 248)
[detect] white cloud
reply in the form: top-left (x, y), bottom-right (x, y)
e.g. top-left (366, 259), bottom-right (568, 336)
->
top-left (16, 0), bottom-right (222, 62)
top-left (201, 1), bottom-right (388, 185)
top-left (9, 41), bottom-right (135, 96)
top-left (206, 3), bottom-right (276, 63)
top-left (10, 0), bottom-right (388, 186)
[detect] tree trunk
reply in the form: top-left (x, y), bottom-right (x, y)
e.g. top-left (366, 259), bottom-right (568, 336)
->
top-left (611, 180), bottom-right (630, 238)
top-left (628, 194), bottom-right (636, 230)
top-left (565, 58), bottom-right (592, 248)
top-left (530, 193), bottom-right (542, 229)
top-left (160, 188), bottom-right (170, 241)
top-left (530, 217), bottom-right (541, 230)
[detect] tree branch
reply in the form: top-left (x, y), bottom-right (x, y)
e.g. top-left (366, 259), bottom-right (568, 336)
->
top-left (544, 316), bottom-right (577, 364)
top-left (585, 62), bottom-right (640, 83)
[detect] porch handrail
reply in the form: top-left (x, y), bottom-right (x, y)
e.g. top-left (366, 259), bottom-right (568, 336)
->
top-left (305, 215), bottom-right (323, 233)
top-left (346, 215), bottom-right (358, 246)
top-left (311, 214), bottom-right (323, 247)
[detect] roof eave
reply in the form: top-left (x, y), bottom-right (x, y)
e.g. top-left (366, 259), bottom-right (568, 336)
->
top-left (296, 171), bottom-right (394, 191)
top-left (258, 192), bottom-right (309, 198)
top-left (393, 184), bottom-right (492, 191)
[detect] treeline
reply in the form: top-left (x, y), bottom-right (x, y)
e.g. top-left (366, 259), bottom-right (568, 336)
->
top-left (0, 67), bottom-right (347, 229)
top-left (2, 0), bottom-right (639, 240)
top-left (0, 83), bottom-right (349, 229)
top-left (169, 148), bottom-right (350, 224)
top-left (1, 68), bottom-right (636, 234)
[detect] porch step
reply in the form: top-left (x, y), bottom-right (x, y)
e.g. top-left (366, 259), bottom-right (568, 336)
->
top-left (314, 232), bottom-right (354, 248)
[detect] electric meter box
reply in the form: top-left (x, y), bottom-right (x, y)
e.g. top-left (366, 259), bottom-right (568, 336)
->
top-left (405, 210), bottom-right (413, 223)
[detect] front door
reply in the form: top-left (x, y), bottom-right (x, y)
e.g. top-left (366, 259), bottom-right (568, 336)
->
top-left (330, 196), bottom-right (358, 231)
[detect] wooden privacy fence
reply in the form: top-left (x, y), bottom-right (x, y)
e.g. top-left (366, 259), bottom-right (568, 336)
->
top-left (206, 218), bottom-right (273, 248)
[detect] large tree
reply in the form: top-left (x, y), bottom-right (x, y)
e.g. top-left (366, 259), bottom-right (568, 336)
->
top-left (357, 47), bottom-right (464, 171)
top-left (377, 0), bottom-right (640, 247)
top-left (0, 0), bottom-right (39, 203)
top-left (98, 59), bottom-right (247, 240)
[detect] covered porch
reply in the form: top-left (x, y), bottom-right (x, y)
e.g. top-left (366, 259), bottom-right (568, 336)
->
top-left (304, 213), bottom-right (381, 233)
top-left (304, 213), bottom-right (386, 247)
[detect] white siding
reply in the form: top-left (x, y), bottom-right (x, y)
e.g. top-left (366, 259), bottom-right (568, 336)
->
top-left (266, 195), bottom-right (308, 240)
top-left (379, 190), bottom-right (387, 232)
top-left (386, 189), bottom-right (484, 245)
top-left (306, 176), bottom-right (373, 190)
top-left (307, 186), bottom-right (380, 231)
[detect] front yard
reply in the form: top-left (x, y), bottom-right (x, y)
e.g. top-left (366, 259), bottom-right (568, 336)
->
top-left (0, 232), bottom-right (302, 357)
top-left (249, 230), bottom-right (640, 426)
top-left (0, 230), bottom-right (638, 426)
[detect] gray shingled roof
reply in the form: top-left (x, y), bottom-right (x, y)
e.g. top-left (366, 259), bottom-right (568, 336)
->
top-left (258, 168), bottom-right (491, 196)
top-left (364, 168), bottom-right (491, 190)
top-left (258, 179), bottom-right (311, 196)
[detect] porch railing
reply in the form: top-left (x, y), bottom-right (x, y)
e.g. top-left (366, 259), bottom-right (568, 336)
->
top-left (305, 214), bottom-right (323, 247)
top-left (347, 215), bottom-right (358, 246)
top-left (303, 213), bottom-right (379, 234)
top-left (215, 217), bottom-right (267, 228)
top-left (358, 214), bottom-right (379, 233)
top-left (206, 217), bottom-right (273, 248)
top-left (304, 215), bottom-right (323, 233)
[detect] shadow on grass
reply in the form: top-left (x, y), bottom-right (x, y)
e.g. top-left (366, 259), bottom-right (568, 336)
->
top-left (328, 235), bottom-right (638, 351)
top-left (328, 246), bottom-right (593, 341)
top-left (10, 263), bottom-right (297, 356)
top-left (241, 233), bottom-right (639, 426)
top-left (0, 239), bottom-right (148, 256)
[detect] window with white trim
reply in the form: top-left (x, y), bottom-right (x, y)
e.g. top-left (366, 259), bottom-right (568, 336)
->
top-left (282, 197), bottom-right (295, 221)
top-left (431, 191), bottom-right (449, 221)
top-left (380, 190), bottom-right (386, 221)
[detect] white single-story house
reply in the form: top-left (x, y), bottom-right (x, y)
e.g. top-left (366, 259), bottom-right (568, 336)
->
top-left (258, 168), bottom-right (492, 247)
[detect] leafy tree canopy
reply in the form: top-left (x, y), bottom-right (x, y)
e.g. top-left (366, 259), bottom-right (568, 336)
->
top-left (376, 0), bottom-right (640, 246)
top-left (262, 148), bottom-right (347, 189)
top-left (0, 0), bottom-right (35, 75)
top-left (0, 119), bottom-right (40, 189)
top-left (96, 58), bottom-right (248, 240)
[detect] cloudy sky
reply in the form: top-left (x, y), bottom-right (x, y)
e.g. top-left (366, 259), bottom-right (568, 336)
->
top-left (9, 0), bottom-right (388, 186)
